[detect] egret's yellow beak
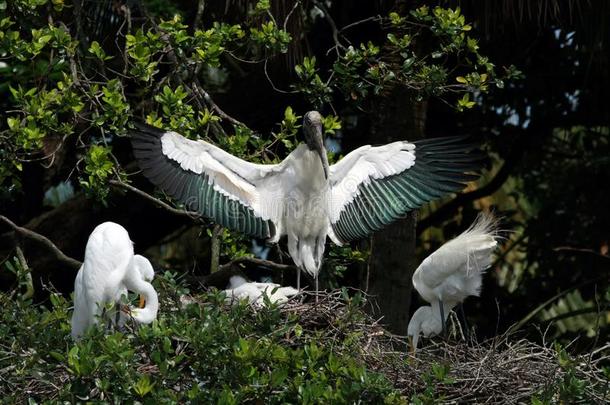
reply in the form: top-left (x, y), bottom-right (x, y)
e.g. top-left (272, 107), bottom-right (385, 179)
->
top-left (139, 295), bottom-right (146, 308)
top-left (407, 336), bottom-right (415, 355)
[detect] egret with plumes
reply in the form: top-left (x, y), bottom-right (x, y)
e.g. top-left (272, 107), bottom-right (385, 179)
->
top-left (131, 111), bottom-right (481, 292)
top-left (408, 212), bottom-right (499, 352)
top-left (71, 222), bottom-right (159, 339)
top-left (223, 275), bottom-right (299, 306)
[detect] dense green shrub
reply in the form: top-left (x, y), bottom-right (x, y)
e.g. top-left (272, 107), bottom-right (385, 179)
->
top-left (0, 273), bottom-right (404, 403)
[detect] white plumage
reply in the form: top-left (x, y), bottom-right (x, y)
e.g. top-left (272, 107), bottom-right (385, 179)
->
top-left (132, 111), bottom-right (480, 286)
top-left (223, 275), bottom-right (299, 306)
top-left (408, 212), bottom-right (499, 351)
top-left (71, 222), bottom-right (159, 339)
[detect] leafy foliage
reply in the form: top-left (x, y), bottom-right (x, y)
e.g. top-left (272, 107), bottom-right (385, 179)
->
top-left (1, 272), bottom-right (607, 403)
top-left (293, 5), bottom-right (520, 110)
top-left (0, 274), bottom-right (403, 403)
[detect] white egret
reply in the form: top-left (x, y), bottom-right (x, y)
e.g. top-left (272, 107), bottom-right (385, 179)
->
top-left (407, 212), bottom-right (499, 352)
top-left (223, 275), bottom-right (299, 306)
top-left (71, 222), bottom-right (159, 339)
top-left (131, 111), bottom-right (480, 291)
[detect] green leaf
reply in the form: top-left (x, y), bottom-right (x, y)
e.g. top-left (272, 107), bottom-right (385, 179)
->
top-left (133, 374), bottom-right (155, 397)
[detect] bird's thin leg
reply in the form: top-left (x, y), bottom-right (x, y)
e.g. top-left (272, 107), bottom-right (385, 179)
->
top-left (459, 303), bottom-right (470, 341)
top-left (439, 300), bottom-right (447, 338)
top-left (315, 274), bottom-right (319, 304)
top-left (296, 267), bottom-right (301, 290)
top-left (101, 307), bottom-right (112, 330)
top-left (114, 304), bottom-right (121, 328)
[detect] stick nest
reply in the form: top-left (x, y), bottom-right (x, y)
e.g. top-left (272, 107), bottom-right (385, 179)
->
top-left (275, 290), bottom-right (610, 404)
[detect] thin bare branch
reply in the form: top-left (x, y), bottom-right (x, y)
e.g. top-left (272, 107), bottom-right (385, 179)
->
top-left (264, 59), bottom-right (298, 94)
top-left (192, 79), bottom-right (247, 127)
top-left (554, 246), bottom-right (610, 260)
top-left (109, 179), bottom-right (203, 221)
top-left (210, 224), bottom-right (222, 273)
top-left (219, 256), bottom-right (297, 272)
top-left (312, 0), bottom-right (344, 54)
top-left (0, 215), bottom-right (81, 270)
top-left (283, 0), bottom-right (301, 32)
top-left (193, 0), bottom-right (206, 31)
top-left (340, 15), bottom-right (382, 33)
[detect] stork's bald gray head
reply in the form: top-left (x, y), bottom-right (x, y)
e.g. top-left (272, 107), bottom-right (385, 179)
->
top-left (303, 111), bottom-right (329, 179)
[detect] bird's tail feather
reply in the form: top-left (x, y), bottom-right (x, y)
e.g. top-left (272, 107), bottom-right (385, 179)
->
top-left (288, 235), bottom-right (323, 277)
top-left (462, 211), bottom-right (500, 239)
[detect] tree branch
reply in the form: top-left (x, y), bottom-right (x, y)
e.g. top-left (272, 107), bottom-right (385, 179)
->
top-left (219, 256), bottom-right (297, 272)
top-left (193, 0), bottom-right (205, 31)
top-left (554, 246), bottom-right (610, 261)
top-left (417, 158), bottom-right (515, 234)
top-left (109, 179), bottom-right (204, 221)
top-left (210, 224), bottom-right (222, 273)
top-left (416, 127), bottom-right (536, 234)
top-left (137, 0), bottom-right (246, 131)
top-left (312, 0), bottom-right (344, 54)
top-left (192, 79), bottom-right (246, 128)
top-left (0, 215), bottom-right (82, 270)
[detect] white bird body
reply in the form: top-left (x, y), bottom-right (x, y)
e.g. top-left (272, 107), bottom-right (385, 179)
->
top-left (224, 275), bottom-right (299, 306)
top-left (408, 212), bottom-right (499, 350)
top-left (71, 222), bottom-right (158, 339)
top-left (281, 146), bottom-right (330, 273)
top-left (132, 111), bottom-right (481, 281)
top-left (408, 306), bottom-right (444, 342)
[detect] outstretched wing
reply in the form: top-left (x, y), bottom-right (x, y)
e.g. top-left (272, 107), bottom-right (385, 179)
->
top-left (130, 123), bottom-right (281, 239)
top-left (328, 136), bottom-right (481, 244)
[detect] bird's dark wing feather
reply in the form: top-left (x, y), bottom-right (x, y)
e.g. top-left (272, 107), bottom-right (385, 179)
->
top-left (329, 136), bottom-right (483, 244)
top-left (130, 123), bottom-right (277, 239)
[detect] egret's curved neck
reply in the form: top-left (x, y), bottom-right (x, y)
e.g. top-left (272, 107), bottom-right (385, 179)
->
top-left (123, 266), bottom-right (159, 323)
top-left (135, 281), bottom-right (158, 323)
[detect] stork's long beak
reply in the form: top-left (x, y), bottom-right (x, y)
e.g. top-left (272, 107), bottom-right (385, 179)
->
top-left (139, 295), bottom-right (146, 308)
top-left (313, 126), bottom-right (329, 180)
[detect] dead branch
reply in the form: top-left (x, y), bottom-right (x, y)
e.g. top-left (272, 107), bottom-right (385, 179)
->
top-left (192, 80), bottom-right (246, 128)
top-left (554, 246), bottom-right (610, 261)
top-left (109, 179), bottom-right (203, 221)
top-left (219, 256), bottom-right (297, 272)
top-left (0, 215), bottom-right (81, 270)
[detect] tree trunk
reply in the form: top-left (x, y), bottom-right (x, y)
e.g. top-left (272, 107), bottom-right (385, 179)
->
top-left (364, 87), bottom-right (427, 335)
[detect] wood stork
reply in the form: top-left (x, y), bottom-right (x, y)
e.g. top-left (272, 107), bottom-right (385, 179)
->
top-left (407, 212), bottom-right (499, 352)
top-left (223, 275), bottom-right (299, 306)
top-left (130, 111), bottom-right (481, 291)
top-left (71, 222), bottom-right (159, 339)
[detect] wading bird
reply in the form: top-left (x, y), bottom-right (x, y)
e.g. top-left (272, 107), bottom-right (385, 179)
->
top-left (223, 275), bottom-right (299, 306)
top-left (71, 222), bottom-right (159, 339)
top-left (407, 212), bottom-right (499, 352)
top-left (131, 111), bottom-right (480, 291)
